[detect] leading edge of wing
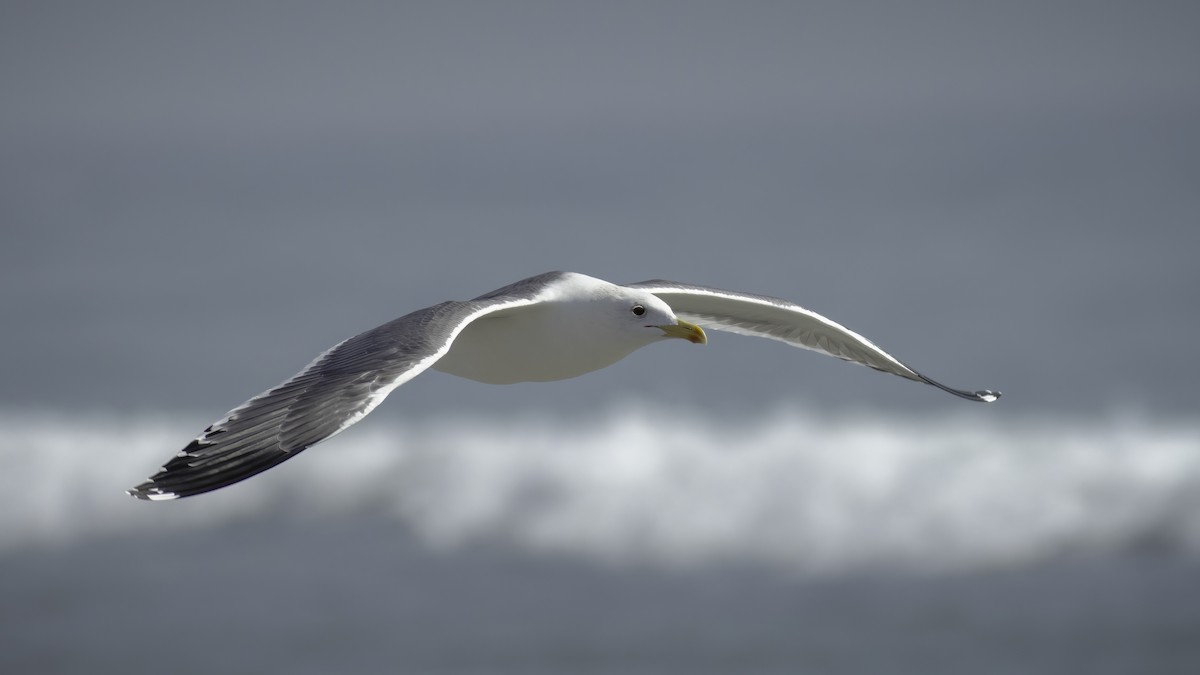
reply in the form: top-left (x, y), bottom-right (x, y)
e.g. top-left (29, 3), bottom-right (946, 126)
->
top-left (627, 279), bottom-right (1000, 403)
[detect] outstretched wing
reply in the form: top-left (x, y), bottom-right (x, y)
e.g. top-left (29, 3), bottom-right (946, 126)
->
top-left (128, 294), bottom-right (545, 500)
top-left (627, 279), bottom-right (1000, 403)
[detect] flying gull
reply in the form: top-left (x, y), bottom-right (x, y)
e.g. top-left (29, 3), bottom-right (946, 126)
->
top-left (128, 271), bottom-right (1000, 500)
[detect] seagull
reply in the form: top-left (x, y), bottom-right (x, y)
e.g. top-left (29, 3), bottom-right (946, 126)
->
top-left (128, 271), bottom-right (1000, 500)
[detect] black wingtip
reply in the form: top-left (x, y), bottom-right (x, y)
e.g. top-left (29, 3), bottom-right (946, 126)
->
top-left (125, 429), bottom-right (299, 501)
top-left (126, 482), bottom-right (178, 501)
top-left (914, 371), bottom-right (1002, 403)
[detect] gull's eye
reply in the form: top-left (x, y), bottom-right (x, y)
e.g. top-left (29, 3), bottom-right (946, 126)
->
top-left (631, 304), bottom-right (646, 317)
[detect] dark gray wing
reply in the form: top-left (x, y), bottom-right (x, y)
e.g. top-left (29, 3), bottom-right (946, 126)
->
top-left (128, 291), bottom-right (547, 500)
top-left (627, 279), bottom-right (1000, 403)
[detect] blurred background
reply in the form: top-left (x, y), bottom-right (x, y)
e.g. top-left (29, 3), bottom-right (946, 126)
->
top-left (2, 1), bottom-right (1198, 673)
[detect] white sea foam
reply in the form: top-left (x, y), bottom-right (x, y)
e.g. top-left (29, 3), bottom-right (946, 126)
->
top-left (2, 405), bottom-right (1198, 573)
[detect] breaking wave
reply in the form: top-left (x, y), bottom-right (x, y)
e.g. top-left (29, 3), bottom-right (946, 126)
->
top-left (3, 404), bottom-right (1199, 574)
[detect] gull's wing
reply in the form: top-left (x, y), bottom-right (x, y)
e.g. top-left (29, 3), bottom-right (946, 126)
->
top-left (128, 287), bottom-right (551, 501)
top-left (627, 279), bottom-right (1000, 403)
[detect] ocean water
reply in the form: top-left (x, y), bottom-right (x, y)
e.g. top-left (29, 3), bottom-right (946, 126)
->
top-left (2, 405), bottom-right (1199, 673)
top-left (4, 404), bottom-right (1200, 570)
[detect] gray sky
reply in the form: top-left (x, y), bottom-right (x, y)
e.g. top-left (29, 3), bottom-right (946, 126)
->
top-left (3, 0), bottom-right (1198, 418)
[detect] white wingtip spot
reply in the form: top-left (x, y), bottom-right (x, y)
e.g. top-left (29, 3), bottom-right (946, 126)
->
top-left (125, 485), bottom-right (179, 501)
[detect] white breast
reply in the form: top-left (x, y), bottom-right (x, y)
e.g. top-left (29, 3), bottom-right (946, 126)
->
top-left (432, 302), bottom-right (648, 384)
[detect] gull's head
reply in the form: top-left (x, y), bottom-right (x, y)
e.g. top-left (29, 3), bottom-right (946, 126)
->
top-left (548, 273), bottom-right (707, 350)
top-left (613, 288), bottom-right (707, 345)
